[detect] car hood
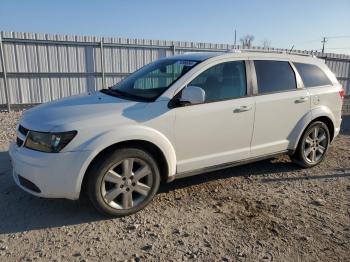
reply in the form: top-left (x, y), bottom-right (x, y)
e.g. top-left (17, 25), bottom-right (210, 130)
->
top-left (20, 91), bottom-right (147, 132)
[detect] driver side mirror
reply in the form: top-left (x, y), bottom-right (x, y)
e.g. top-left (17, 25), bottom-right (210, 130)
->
top-left (181, 85), bottom-right (206, 104)
top-left (169, 85), bottom-right (205, 108)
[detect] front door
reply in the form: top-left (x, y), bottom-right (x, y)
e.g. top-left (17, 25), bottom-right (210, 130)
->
top-left (173, 60), bottom-right (255, 173)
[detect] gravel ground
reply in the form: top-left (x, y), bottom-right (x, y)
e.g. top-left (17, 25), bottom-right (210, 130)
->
top-left (0, 110), bottom-right (349, 262)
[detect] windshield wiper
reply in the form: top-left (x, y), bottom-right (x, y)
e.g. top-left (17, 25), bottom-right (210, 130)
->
top-left (100, 88), bottom-right (118, 96)
top-left (100, 88), bottom-right (147, 102)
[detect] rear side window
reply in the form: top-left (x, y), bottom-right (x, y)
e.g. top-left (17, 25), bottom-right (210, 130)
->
top-left (294, 62), bottom-right (332, 88)
top-left (254, 60), bottom-right (296, 94)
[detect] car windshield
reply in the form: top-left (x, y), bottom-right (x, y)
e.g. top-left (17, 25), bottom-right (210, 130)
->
top-left (109, 58), bottom-right (199, 101)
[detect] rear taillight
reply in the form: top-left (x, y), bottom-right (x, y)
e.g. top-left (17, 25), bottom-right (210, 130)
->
top-left (339, 86), bottom-right (345, 100)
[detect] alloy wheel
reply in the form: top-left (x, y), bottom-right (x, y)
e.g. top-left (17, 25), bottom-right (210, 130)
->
top-left (302, 126), bottom-right (328, 163)
top-left (101, 158), bottom-right (153, 209)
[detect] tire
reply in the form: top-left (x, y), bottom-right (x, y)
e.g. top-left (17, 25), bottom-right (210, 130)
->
top-left (86, 148), bottom-right (160, 217)
top-left (290, 121), bottom-right (330, 168)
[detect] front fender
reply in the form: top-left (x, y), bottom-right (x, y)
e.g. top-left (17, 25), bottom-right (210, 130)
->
top-left (74, 125), bottom-right (177, 195)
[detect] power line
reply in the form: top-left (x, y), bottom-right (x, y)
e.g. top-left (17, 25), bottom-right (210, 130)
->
top-left (326, 47), bottom-right (350, 50)
top-left (297, 35), bottom-right (350, 45)
top-left (321, 35), bottom-right (350, 54)
top-left (296, 38), bottom-right (321, 44)
top-left (326, 35), bottom-right (350, 39)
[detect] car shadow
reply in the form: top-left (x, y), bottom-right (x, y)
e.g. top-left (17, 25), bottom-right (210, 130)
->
top-left (0, 150), bottom-right (107, 235)
top-left (158, 158), bottom-right (299, 193)
top-left (260, 171), bottom-right (350, 183)
top-left (0, 151), bottom-right (298, 234)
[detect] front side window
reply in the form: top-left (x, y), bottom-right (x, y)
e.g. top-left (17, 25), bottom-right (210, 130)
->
top-left (294, 62), bottom-right (332, 88)
top-left (254, 60), bottom-right (296, 94)
top-left (188, 61), bottom-right (247, 102)
top-left (110, 59), bottom-right (199, 101)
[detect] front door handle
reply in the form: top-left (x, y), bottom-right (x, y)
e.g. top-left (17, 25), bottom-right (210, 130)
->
top-left (295, 97), bottom-right (309, 103)
top-left (233, 105), bottom-right (252, 113)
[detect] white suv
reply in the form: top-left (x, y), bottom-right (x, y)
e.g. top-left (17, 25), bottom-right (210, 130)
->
top-left (10, 51), bottom-right (344, 216)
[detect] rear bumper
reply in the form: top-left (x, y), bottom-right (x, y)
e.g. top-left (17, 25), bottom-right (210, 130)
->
top-left (9, 142), bottom-right (92, 200)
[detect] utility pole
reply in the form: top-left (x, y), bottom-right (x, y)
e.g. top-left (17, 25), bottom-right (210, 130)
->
top-left (234, 29), bottom-right (237, 49)
top-left (0, 35), bottom-right (10, 112)
top-left (321, 37), bottom-right (327, 56)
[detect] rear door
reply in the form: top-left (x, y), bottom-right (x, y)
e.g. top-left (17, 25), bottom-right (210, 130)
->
top-left (250, 59), bottom-right (311, 157)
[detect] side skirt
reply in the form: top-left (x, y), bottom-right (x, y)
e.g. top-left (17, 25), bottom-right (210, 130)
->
top-left (167, 150), bottom-right (290, 182)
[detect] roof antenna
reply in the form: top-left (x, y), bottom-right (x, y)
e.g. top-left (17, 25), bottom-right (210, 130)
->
top-left (288, 45), bottom-right (294, 54)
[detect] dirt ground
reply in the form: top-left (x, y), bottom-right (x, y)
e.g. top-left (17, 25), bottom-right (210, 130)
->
top-left (0, 111), bottom-right (349, 262)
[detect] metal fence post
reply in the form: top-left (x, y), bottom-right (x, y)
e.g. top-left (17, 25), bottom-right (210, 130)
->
top-left (0, 35), bottom-right (11, 112)
top-left (172, 45), bottom-right (176, 55)
top-left (100, 38), bottom-right (105, 89)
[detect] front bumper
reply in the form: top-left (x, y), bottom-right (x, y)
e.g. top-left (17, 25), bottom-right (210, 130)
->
top-left (334, 127), bottom-right (341, 139)
top-left (9, 142), bottom-right (92, 200)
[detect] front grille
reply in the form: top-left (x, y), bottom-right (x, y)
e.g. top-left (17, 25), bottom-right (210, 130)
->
top-left (18, 175), bottom-right (41, 193)
top-left (16, 137), bottom-right (23, 147)
top-left (18, 125), bottom-right (29, 136)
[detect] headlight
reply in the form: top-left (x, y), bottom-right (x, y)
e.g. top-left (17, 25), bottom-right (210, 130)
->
top-left (24, 131), bottom-right (77, 153)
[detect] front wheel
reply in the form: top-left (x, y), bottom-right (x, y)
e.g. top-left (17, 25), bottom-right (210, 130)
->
top-left (290, 121), bottom-right (330, 168)
top-left (87, 148), bottom-right (160, 217)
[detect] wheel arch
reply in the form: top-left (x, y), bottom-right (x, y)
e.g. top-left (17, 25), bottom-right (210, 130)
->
top-left (75, 126), bottom-right (177, 198)
top-left (292, 114), bottom-right (335, 153)
top-left (80, 139), bottom-right (170, 197)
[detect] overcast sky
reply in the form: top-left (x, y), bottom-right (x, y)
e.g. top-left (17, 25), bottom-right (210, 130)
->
top-left (1, 0), bottom-right (350, 54)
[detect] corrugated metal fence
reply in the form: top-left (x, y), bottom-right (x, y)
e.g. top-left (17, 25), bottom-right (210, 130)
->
top-left (1, 31), bottom-right (350, 111)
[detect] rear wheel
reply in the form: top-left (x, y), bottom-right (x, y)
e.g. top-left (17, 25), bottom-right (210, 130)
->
top-left (87, 148), bottom-right (160, 216)
top-left (290, 121), bottom-right (330, 168)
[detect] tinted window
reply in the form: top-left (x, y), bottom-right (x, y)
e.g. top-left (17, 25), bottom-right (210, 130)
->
top-left (254, 60), bottom-right (296, 94)
top-left (188, 61), bottom-right (246, 102)
top-left (294, 62), bottom-right (332, 87)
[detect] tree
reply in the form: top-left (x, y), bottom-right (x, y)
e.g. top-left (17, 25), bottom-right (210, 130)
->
top-left (240, 35), bottom-right (254, 48)
top-left (262, 39), bottom-right (272, 49)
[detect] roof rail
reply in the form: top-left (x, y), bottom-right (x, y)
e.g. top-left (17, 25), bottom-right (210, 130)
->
top-left (230, 48), bottom-right (316, 58)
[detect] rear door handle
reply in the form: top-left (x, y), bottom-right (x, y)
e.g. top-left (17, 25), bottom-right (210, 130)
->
top-left (233, 105), bottom-right (252, 113)
top-left (295, 97), bottom-right (309, 103)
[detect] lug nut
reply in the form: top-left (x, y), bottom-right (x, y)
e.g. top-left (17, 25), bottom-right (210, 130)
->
top-left (120, 185), bottom-right (124, 188)
top-left (126, 188), bottom-right (130, 192)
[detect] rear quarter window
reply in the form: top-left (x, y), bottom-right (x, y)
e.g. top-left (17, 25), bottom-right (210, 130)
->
top-left (294, 62), bottom-right (332, 88)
